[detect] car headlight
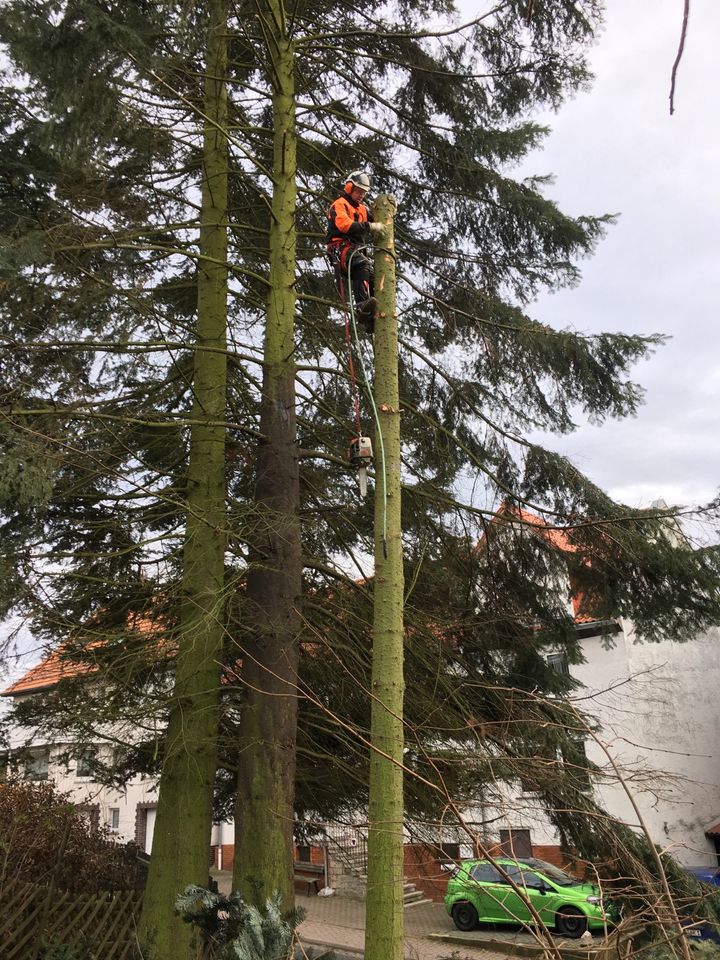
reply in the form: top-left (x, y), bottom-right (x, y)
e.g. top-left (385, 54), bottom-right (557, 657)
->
top-left (586, 896), bottom-right (601, 905)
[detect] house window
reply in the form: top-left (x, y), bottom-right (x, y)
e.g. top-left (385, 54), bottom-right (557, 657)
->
top-left (546, 652), bottom-right (570, 676)
top-left (25, 750), bottom-right (49, 781)
top-left (499, 828), bottom-right (532, 859)
top-left (108, 807), bottom-right (120, 832)
top-left (77, 748), bottom-right (97, 778)
top-left (297, 845), bottom-right (312, 863)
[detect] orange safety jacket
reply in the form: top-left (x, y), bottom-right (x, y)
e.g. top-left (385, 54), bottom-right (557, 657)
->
top-left (326, 194), bottom-right (374, 246)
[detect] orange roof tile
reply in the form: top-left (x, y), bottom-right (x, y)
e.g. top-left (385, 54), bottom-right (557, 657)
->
top-left (490, 504), bottom-right (603, 626)
top-left (4, 509), bottom-right (607, 699)
top-left (1, 613), bottom-right (162, 697)
top-left (2, 646), bottom-right (96, 696)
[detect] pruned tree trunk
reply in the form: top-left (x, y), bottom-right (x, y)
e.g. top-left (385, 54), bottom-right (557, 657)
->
top-left (139, 1), bottom-right (229, 956)
top-left (233, 0), bottom-right (300, 910)
top-left (364, 196), bottom-right (404, 960)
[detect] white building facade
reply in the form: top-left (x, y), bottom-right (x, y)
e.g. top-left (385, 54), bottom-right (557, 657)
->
top-left (489, 619), bottom-right (720, 868)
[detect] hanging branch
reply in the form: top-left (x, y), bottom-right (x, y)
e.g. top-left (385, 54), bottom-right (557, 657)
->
top-left (669, 0), bottom-right (691, 115)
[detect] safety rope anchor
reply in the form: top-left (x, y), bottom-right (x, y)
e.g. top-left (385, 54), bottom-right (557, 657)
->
top-left (349, 436), bottom-right (373, 498)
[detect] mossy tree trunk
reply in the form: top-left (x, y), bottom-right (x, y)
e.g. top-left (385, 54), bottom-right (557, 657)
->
top-left (364, 196), bottom-right (404, 960)
top-left (138, 2), bottom-right (229, 956)
top-left (232, 0), bottom-right (300, 910)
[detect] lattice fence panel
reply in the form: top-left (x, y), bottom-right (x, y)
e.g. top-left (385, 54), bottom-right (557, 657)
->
top-left (0, 881), bottom-right (142, 959)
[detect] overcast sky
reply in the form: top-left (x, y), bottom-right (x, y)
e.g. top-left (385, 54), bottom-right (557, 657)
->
top-left (525, 0), bottom-right (719, 512)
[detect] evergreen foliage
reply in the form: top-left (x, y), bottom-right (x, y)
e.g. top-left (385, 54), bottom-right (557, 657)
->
top-left (175, 885), bottom-right (303, 960)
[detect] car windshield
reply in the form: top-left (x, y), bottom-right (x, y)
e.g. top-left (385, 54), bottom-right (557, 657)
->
top-left (523, 860), bottom-right (576, 887)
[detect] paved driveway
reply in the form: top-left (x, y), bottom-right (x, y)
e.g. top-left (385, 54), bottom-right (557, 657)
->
top-left (296, 892), bottom-right (600, 960)
top-left (212, 871), bottom-right (600, 959)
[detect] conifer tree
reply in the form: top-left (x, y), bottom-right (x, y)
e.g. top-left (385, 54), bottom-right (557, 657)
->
top-left (138, 0), bottom-right (230, 954)
top-left (231, 0), bottom-right (302, 908)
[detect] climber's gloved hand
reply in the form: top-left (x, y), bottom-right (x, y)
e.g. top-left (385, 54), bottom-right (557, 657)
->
top-left (368, 222), bottom-right (385, 238)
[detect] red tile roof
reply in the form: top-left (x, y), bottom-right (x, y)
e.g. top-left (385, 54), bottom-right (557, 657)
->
top-left (490, 504), bottom-right (603, 626)
top-left (1, 646), bottom-right (96, 696)
top-left (1, 613), bottom-right (160, 697)
top-left (4, 506), bottom-right (606, 698)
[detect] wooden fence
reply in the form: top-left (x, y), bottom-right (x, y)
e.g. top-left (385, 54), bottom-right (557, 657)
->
top-left (0, 880), bottom-right (142, 959)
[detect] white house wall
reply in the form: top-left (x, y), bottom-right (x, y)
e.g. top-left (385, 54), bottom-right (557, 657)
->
top-left (574, 620), bottom-right (719, 866)
top-left (6, 724), bottom-right (159, 847)
top-left (496, 620), bottom-right (720, 866)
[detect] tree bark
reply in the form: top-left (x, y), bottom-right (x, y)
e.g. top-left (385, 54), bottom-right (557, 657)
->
top-left (139, 2), bottom-right (228, 956)
top-left (364, 196), bottom-right (404, 960)
top-left (232, 0), bottom-right (300, 910)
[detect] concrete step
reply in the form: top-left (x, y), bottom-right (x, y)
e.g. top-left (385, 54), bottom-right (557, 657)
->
top-left (338, 872), bottom-right (433, 908)
top-left (403, 889), bottom-right (426, 905)
top-left (405, 897), bottom-right (435, 909)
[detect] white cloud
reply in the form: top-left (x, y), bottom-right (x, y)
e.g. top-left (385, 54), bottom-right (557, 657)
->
top-left (526, 0), bottom-right (720, 508)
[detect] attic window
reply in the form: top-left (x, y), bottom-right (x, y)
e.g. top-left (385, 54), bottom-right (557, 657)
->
top-left (546, 652), bottom-right (570, 676)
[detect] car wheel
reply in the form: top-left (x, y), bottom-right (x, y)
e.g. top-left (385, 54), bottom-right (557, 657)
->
top-left (452, 901), bottom-right (479, 931)
top-left (555, 906), bottom-right (588, 939)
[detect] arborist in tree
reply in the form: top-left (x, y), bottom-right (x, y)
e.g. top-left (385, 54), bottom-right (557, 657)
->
top-left (326, 170), bottom-right (385, 333)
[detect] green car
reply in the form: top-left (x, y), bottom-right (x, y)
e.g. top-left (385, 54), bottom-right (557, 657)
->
top-left (445, 857), bottom-right (614, 939)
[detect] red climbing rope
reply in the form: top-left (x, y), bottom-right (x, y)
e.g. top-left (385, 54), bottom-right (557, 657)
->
top-left (339, 276), bottom-right (363, 436)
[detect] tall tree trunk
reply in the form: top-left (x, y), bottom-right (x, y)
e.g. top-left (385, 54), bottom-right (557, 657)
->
top-left (232, 0), bottom-right (300, 909)
top-left (365, 196), bottom-right (404, 960)
top-left (139, 2), bottom-right (229, 956)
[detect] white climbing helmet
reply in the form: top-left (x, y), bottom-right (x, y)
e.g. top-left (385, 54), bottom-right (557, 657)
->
top-left (344, 170), bottom-right (372, 194)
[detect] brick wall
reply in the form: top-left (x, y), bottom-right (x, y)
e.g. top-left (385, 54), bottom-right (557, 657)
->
top-left (294, 844), bottom-right (325, 866)
top-left (211, 843), bottom-right (326, 876)
top-left (532, 845), bottom-right (587, 879)
top-left (211, 844), bottom-right (235, 871)
top-left (532, 844), bottom-right (566, 869)
top-left (403, 844), bottom-right (450, 903)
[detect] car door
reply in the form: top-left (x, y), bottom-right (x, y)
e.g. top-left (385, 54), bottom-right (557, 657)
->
top-left (494, 865), bottom-right (557, 928)
top-left (468, 862), bottom-right (509, 922)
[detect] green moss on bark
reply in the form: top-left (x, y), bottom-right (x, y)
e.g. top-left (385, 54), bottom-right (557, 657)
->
top-left (233, 0), bottom-right (300, 911)
top-left (138, 2), bottom-right (229, 956)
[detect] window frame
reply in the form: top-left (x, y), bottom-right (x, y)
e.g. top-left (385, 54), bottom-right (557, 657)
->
top-left (25, 749), bottom-right (50, 781)
top-left (76, 747), bottom-right (97, 779)
top-left (546, 651), bottom-right (570, 676)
